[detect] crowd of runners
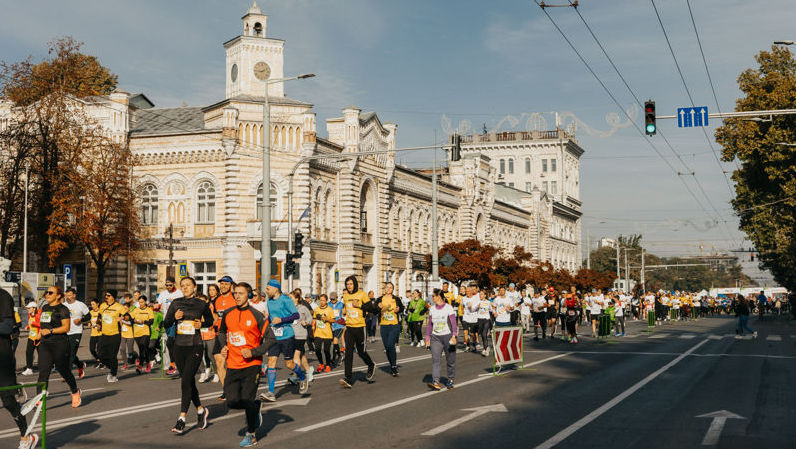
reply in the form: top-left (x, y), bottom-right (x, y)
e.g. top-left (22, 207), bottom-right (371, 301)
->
top-left (1, 274), bottom-right (790, 448)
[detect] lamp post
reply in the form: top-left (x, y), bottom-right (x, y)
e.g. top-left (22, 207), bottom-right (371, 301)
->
top-left (255, 68), bottom-right (315, 290)
top-left (22, 163), bottom-right (29, 273)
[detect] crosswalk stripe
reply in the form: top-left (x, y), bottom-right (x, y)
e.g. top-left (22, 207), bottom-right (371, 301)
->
top-left (624, 334), bottom-right (638, 338)
top-left (680, 334), bottom-right (696, 339)
top-left (766, 335), bottom-right (782, 341)
top-left (650, 334), bottom-right (666, 339)
top-left (708, 335), bottom-right (723, 340)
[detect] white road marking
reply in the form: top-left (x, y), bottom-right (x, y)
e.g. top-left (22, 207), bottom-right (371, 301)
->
top-left (766, 335), bottom-right (782, 342)
top-left (183, 398), bottom-right (311, 428)
top-left (650, 334), bottom-right (666, 339)
top-left (696, 410), bottom-right (745, 446)
top-left (534, 338), bottom-right (709, 449)
top-left (294, 353), bottom-right (572, 433)
top-left (680, 334), bottom-right (697, 339)
top-left (708, 335), bottom-right (723, 340)
top-left (421, 404), bottom-right (507, 436)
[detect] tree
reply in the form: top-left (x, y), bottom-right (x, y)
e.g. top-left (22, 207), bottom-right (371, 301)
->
top-left (492, 245), bottom-right (534, 287)
top-left (427, 239), bottom-right (499, 287)
top-left (715, 45), bottom-right (796, 291)
top-left (588, 246), bottom-right (618, 274)
top-left (574, 268), bottom-right (616, 292)
top-left (0, 37), bottom-right (118, 271)
top-left (47, 135), bottom-right (138, 294)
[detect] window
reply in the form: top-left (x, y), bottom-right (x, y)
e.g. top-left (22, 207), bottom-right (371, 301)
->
top-left (508, 158), bottom-right (514, 174)
top-left (525, 182), bottom-right (532, 192)
top-left (196, 181), bottom-right (215, 223)
top-left (135, 264), bottom-right (158, 300)
top-left (360, 209), bottom-right (368, 232)
top-left (551, 181), bottom-right (558, 195)
top-left (525, 158), bottom-right (531, 174)
top-left (551, 159), bottom-right (557, 172)
top-left (141, 184), bottom-right (158, 225)
top-left (193, 262), bottom-right (217, 294)
top-left (542, 181), bottom-right (548, 193)
top-left (256, 183), bottom-right (279, 220)
top-left (542, 159), bottom-right (548, 172)
top-left (508, 182), bottom-right (514, 188)
top-left (499, 159), bottom-right (505, 174)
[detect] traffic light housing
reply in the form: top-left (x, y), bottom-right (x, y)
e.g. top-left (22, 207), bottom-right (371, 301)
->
top-left (293, 232), bottom-right (304, 256)
top-left (644, 100), bottom-right (656, 136)
top-left (285, 255), bottom-right (296, 278)
top-left (450, 134), bottom-right (462, 162)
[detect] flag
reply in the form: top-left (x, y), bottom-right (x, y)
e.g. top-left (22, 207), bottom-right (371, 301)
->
top-left (298, 205), bottom-right (310, 222)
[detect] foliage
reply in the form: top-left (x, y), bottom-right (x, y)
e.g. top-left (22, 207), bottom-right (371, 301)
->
top-left (715, 45), bottom-right (796, 291)
top-left (574, 268), bottom-right (616, 292)
top-left (426, 239), bottom-right (498, 287)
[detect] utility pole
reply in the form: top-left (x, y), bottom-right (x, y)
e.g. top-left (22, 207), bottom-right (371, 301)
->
top-left (615, 242), bottom-right (620, 280)
top-left (431, 137), bottom-right (439, 282)
top-left (641, 248), bottom-right (645, 291)
top-left (586, 230), bottom-right (590, 269)
top-left (624, 250), bottom-right (629, 292)
top-left (22, 164), bottom-right (28, 273)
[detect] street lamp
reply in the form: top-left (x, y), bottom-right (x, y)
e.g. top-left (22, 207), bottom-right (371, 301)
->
top-left (255, 69), bottom-right (315, 289)
top-left (773, 40), bottom-right (795, 45)
top-left (775, 142), bottom-right (796, 147)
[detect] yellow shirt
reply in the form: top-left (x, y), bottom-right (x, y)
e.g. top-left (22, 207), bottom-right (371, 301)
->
top-left (343, 290), bottom-right (369, 328)
top-left (312, 306), bottom-right (335, 339)
top-left (99, 301), bottom-right (125, 336)
top-left (89, 310), bottom-right (102, 337)
top-left (130, 307), bottom-right (154, 338)
top-left (379, 295), bottom-right (400, 325)
top-left (456, 295), bottom-right (464, 316)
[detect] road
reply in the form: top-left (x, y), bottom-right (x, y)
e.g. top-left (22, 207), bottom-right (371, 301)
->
top-left (4, 315), bottom-right (795, 449)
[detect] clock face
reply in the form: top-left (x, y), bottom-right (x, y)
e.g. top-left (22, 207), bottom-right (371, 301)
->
top-left (230, 64), bottom-right (238, 82)
top-left (253, 61), bottom-right (271, 81)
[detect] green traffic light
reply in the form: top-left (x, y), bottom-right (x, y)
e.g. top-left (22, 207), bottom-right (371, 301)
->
top-left (646, 124), bottom-right (656, 133)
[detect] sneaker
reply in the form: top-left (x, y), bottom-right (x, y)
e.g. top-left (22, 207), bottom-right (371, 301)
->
top-left (239, 432), bottom-right (257, 447)
top-left (287, 374), bottom-right (299, 385)
top-left (107, 374), bottom-right (119, 383)
top-left (211, 374), bottom-right (219, 383)
top-left (259, 391), bottom-right (276, 402)
top-left (198, 370), bottom-right (209, 383)
top-left (323, 366), bottom-right (331, 373)
top-left (445, 380), bottom-right (455, 390)
top-left (71, 389), bottom-right (82, 408)
top-left (615, 333), bottom-right (621, 337)
top-left (622, 332), bottom-right (626, 337)
top-left (307, 370), bottom-right (314, 383)
top-left (316, 364), bottom-right (325, 373)
top-left (136, 366), bottom-right (142, 375)
top-left (339, 378), bottom-right (352, 389)
top-left (218, 393), bottom-right (226, 401)
top-left (481, 349), bottom-right (489, 357)
top-left (427, 382), bottom-right (442, 391)
top-left (366, 364), bottom-right (376, 381)
top-left (197, 407), bottom-right (210, 430)
top-left (166, 366), bottom-right (177, 376)
top-left (390, 367), bottom-right (398, 377)
top-left (172, 417), bottom-right (186, 434)
top-left (753, 331), bottom-right (758, 339)
top-left (18, 434), bottom-right (38, 449)
top-left (77, 366), bottom-right (85, 379)
top-left (298, 380), bottom-right (309, 394)
top-left (145, 363), bottom-right (152, 374)
top-left (21, 368), bottom-right (33, 376)
top-left (121, 364), bottom-right (128, 371)
top-left (395, 345), bottom-right (401, 353)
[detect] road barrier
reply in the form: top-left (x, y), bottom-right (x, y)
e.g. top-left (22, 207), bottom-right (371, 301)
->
top-left (598, 314), bottom-right (612, 340)
top-left (670, 309), bottom-right (677, 322)
top-left (491, 326), bottom-right (523, 374)
top-left (646, 310), bottom-right (655, 332)
top-left (0, 382), bottom-right (46, 448)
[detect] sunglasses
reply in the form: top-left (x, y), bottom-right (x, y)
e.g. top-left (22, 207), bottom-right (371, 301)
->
top-left (45, 291), bottom-right (56, 295)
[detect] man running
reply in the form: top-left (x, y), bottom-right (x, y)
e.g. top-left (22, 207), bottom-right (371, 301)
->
top-left (328, 292), bottom-right (345, 368)
top-left (213, 276), bottom-right (236, 398)
top-left (158, 277), bottom-right (183, 376)
top-left (531, 290), bottom-right (547, 341)
top-left (63, 288), bottom-right (90, 379)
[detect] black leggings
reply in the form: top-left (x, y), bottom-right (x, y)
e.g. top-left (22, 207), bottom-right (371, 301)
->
top-left (173, 344), bottom-right (203, 414)
top-left (67, 333), bottom-right (83, 370)
top-left (314, 338), bottom-right (332, 366)
top-left (224, 365), bottom-right (260, 433)
top-left (99, 334), bottom-right (122, 376)
top-left (343, 327), bottom-right (374, 382)
top-left (25, 339), bottom-right (37, 370)
top-left (1, 337), bottom-right (27, 436)
top-left (135, 336), bottom-right (151, 365)
top-left (89, 335), bottom-right (101, 362)
top-left (408, 321), bottom-right (423, 344)
top-left (37, 338), bottom-right (78, 394)
top-left (477, 319), bottom-right (491, 349)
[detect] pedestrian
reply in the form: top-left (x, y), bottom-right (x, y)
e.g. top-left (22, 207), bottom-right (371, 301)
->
top-left (63, 287), bottom-right (90, 379)
top-left (614, 295), bottom-right (626, 337)
top-left (475, 289), bottom-right (492, 356)
top-left (462, 284), bottom-right (479, 352)
top-left (406, 289), bottom-right (428, 346)
top-left (493, 287), bottom-right (513, 327)
top-left (130, 295), bottom-right (155, 374)
top-left (374, 282), bottom-right (404, 376)
top-left (37, 286), bottom-right (82, 407)
top-left (99, 290), bottom-right (126, 383)
top-left (338, 275), bottom-right (377, 389)
top-left (148, 299), bottom-right (164, 372)
top-left (425, 288), bottom-right (457, 390)
top-left (21, 302), bottom-right (40, 376)
top-left (329, 291), bottom-right (345, 368)
top-left (119, 301), bottom-right (137, 371)
top-left (531, 291), bottom-right (547, 341)
top-left (287, 290), bottom-right (314, 386)
top-left (87, 298), bottom-right (102, 367)
top-left (213, 275), bottom-right (236, 398)
top-left (157, 277), bottom-right (183, 376)
top-left (197, 294), bottom-right (218, 383)
top-left (162, 276), bottom-right (214, 434)
top-left (365, 290), bottom-right (378, 343)
top-left (312, 294), bottom-right (334, 373)
top-left (734, 294), bottom-right (757, 339)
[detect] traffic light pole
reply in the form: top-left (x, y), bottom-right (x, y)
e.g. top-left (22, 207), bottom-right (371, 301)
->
top-left (654, 108), bottom-right (796, 120)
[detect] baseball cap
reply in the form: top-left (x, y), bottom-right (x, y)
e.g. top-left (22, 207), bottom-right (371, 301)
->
top-left (219, 275), bottom-right (234, 283)
top-left (25, 301), bottom-right (37, 309)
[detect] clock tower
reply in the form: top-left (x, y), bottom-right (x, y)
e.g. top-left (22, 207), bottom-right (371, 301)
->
top-left (224, 1), bottom-right (285, 99)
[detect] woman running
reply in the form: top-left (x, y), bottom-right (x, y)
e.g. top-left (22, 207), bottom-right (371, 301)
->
top-left (130, 296), bottom-right (155, 374)
top-left (162, 277), bottom-right (215, 434)
top-left (88, 299), bottom-right (102, 367)
top-left (20, 302), bottom-right (40, 376)
top-left (425, 288), bottom-right (457, 390)
top-left (37, 286), bottom-right (81, 407)
top-left (339, 275), bottom-right (377, 389)
top-left (374, 282), bottom-right (404, 376)
top-left (197, 294), bottom-right (218, 383)
top-left (312, 294), bottom-right (334, 373)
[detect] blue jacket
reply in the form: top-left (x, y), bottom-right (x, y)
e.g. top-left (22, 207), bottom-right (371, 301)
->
top-left (267, 294), bottom-right (299, 340)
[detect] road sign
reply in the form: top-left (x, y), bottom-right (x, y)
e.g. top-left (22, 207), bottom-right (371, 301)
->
top-left (4, 271), bottom-right (21, 283)
top-left (491, 326), bottom-right (523, 368)
top-left (678, 106), bottom-right (709, 128)
top-left (64, 264), bottom-right (72, 280)
top-left (178, 262), bottom-right (188, 277)
top-left (440, 252), bottom-right (455, 267)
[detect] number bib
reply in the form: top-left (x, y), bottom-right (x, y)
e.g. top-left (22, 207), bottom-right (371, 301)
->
top-left (568, 309), bottom-right (576, 316)
top-left (177, 321), bottom-right (195, 335)
top-left (382, 312), bottom-right (395, 322)
top-left (433, 321), bottom-right (448, 334)
top-left (134, 323), bottom-right (147, 329)
top-left (228, 331), bottom-right (246, 347)
top-left (272, 326), bottom-right (284, 337)
top-left (40, 312), bottom-right (52, 323)
top-left (348, 310), bottom-right (359, 319)
top-left (29, 328), bottom-right (39, 339)
top-left (102, 313), bottom-right (113, 324)
top-left (121, 324), bottom-right (131, 333)
top-left (315, 321), bottom-right (326, 329)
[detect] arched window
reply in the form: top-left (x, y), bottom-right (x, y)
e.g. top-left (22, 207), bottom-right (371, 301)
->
top-left (508, 158), bottom-right (514, 174)
top-left (141, 184), bottom-right (158, 225)
top-left (256, 182), bottom-right (280, 221)
top-left (525, 157), bottom-right (531, 174)
top-left (196, 181), bottom-right (216, 224)
top-left (499, 159), bottom-right (505, 174)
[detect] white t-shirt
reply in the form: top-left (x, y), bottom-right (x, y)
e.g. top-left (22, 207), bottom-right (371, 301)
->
top-left (463, 295), bottom-right (479, 323)
top-left (64, 300), bottom-right (90, 335)
top-left (475, 298), bottom-right (492, 320)
top-left (672, 298), bottom-right (681, 310)
top-left (428, 303), bottom-right (455, 336)
top-left (158, 288), bottom-right (184, 316)
top-left (615, 300), bottom-right (624, 317)
top-left (493, 296), bottom-right (513, 323)
top-left (250, 300), bottom-right (269, 317)
top-left (520, 297), bottom-right (531, 315)
top-left (532, 296), bottom-right (547, 313)
top-left (590, 296), bottom-right (603, 314)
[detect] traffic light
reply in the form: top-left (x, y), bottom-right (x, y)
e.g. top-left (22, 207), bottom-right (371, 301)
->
top-left (644, 100), bottom-right (656, 136)
top-left (293, 232), bottom-right (304, 256)
top-left (285, 255), bottom-right (296, 278)
top-left (450, 134), bottom-right (462, 162)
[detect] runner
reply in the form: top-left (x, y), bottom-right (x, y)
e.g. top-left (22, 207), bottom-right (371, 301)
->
top-left (374, 282), bottom-right (404, 376)
top-left (425, 288), bottom-right (457, 390)
top-left (475, 288), bottom-right (492, 357)
top-left (493, 287), bottom-right (513, 327)
top-left (37, 286), bottom-right (81, 407)
top-left (519, 290), bottom-right (532, 333)
top-left (259, 279), bottom-right (308, 402)
top-left (130, 295), bottom-right (155, 374)
top-left (87, 299), bottom-right (102, 367)
top-left (99, 290), bottom-right (126, 382)
top-left (311, 294), bottom-right (334, 373)
top-left (218, 282), bottom-right (275, 448)
top-left (157, 277), bottom-right (183, 376)
top-left (287, 290), bottom-right (313, 386)
top-left (406, 289), bottom-right (428, 347)
top-left (63, 287), bottom-right (90, 379)
top-left (20, 303), bottom-right (40, 376)
top-left (507, 283), bottom-right (522, 326)
top-left (338, 275), bottom-right (377, 389)
top-left (148, 298), bottom-right (164, 372)
top-left (545, 288), bottom-right (558, 339)
top-left (590, 291), bottom-right (603, 338)
top-left (734, 294), bottom-right (757, 339)
top-left (162, 276), bottom-right (215, 434)
top-left (119, 300), bottom-right (137, 371)
top-left (564, 292), bottom-right (579, 344)
top-left (461, 283), bottom-right (479, 352)
top-left (212, 275), bottom-right (236, 398)
top-left (197, 294), bottom-right (217, 383)
top-left (328, 292), bottom-right (345, 368)
top-left (531, 291), bottom-right (547, 341)
top-left (0, 288), bottom-right (38, 449)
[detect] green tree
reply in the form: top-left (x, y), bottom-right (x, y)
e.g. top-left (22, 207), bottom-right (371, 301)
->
top-left (715, 46), bottom-right (796, 291)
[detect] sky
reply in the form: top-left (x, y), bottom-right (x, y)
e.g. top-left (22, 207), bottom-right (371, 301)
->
top-left (0, 0), bottom-right (791, 281)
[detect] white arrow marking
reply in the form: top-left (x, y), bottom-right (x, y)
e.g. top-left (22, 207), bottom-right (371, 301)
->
top-left (679, 109), bottom-right (685, 127)
top-left (697, 410), bottom-right (745, 446)
top-left (422, 404), bottom-right (508, 436)
top-left (701, 107), bottom-right (708, 124)
top-left (690, 108), bottom-right (696, 125)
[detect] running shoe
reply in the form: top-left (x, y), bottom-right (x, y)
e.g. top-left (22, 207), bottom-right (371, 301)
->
top-left (390, 367), bottom-right (398, 377)
top-left (21, 368), bottom-right (33, 376)
top-left (77, 366), bottom-right (85, 379)
top-left (107, 374), bottom-right (119, 383)
top-left (18, 434), bottom-right (38, 449)
top-left (445, 381), bottom-right (455, 390)
top-left (198, 370), bottom-right (209, 383)
top-left (339, 378), bottom-right (352, 389)
top-left (307, 369), bottom-right (314, 383)
top-left (121, 363), bottom-right (128, 371)
top-left (298, 380), bottom-right (309, 394)
top-left (197, 407), bottom-right (210, 430)
top-left (145, 363), bottom-right (152, 374)
top-left (172, 418), bottom-right (186, 434)
top-left (218, 393), bottom-right (226, 401)
top-left (239, 432), bottom-right (257, 447)
top-left (287, 374), bottom-right (299, 385)
top-left (323, 366), bottom-right (331, 373)
top-left (366, 364), bottom-right (376, 381)
top-left (211, 374), bottom-right (219, 383)
top-left (427, 382), bottom-right (442, 391)
top-left (259, 391), bottom-right (276, 402)
top-left (165, 366), bottom-right (177, 376)
top-left (316, 364), bottom-right (325, 373)
top-left (71, 389), bottom-right (82, 408)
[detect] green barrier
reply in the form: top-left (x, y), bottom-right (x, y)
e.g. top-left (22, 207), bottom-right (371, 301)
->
top-left (0, 382), bottom-right (46, 448)
top-left (670, 308), bottom-right (677, 322)
top-left (598, 315), bottom-right (612, 338)
top-left (647, 311), bottom-right (655, 331)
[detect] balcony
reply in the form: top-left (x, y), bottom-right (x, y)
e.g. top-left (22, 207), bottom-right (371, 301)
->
top-left (460, 129), bottom-right (571, 144)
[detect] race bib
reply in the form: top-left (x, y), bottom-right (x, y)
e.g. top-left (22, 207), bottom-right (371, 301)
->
top-left (121, 324), bottom-right (131, 333)
top-left (383, 312), bottom-right (395, 322)
top-left (102, 313), bottom-right (113, 324)
top-left (273, 326), bottom-right (284, 337)
top-left (134, 323), bottom-right (147, 329)
top-left (433, 321), bottom-right (448, 334)
top-left (29, 328), bottom-right (39, 339)
top-left (567, 310), bottom-right (576, 316)
top-left (316, 321), bottom-right (326, 329)
top-left (177, 321), bottom-right (195, 335)
top-left (348, 310), bottom-right (359, 319)
top-left (228, 331), bottom-right (246, 347)
top-left (40, 312), bottom-right (52, 323)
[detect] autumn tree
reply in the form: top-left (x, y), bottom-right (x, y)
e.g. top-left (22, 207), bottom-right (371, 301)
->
top-left (427, 239), bottom-right (499, 287)
top-left (574, 268), bottom-right (616, 292)
top-left (492, 245), bottom-right (534, 286)
top-left (715, 45), bottom-right (796, 291)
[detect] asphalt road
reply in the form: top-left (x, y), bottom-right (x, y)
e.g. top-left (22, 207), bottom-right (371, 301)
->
top-left (4, 314), bottom-right (794, 449)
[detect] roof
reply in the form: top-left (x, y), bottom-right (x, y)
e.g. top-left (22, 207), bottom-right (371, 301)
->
top-left (202, 94), bottom-right (312, 113)
top-left (130, 107), bottom-right (207, 136)
top-left (494, 183), bottom-right (529, 206)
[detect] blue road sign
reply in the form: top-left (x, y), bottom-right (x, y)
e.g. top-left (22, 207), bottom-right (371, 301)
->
top-left (64, 264), bottom-right (72, 280)
top-left (678, 106), bottom-right (709, 128)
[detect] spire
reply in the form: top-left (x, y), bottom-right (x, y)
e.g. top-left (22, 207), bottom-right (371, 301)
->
top-left (247, 1), bottom-right (262, 15)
